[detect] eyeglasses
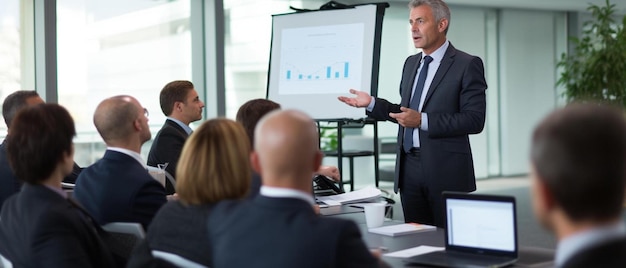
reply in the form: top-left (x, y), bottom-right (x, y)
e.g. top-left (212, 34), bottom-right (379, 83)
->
top-left (143, 108), bottom-right (149, 117)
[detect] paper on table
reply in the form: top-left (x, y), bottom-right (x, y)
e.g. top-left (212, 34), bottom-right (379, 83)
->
top-left (383, 245), bottom-right (444, 258)
top-left (368, 223), bottom-right (436, 236)
top-left (316, 186), bottom-right (381, 205)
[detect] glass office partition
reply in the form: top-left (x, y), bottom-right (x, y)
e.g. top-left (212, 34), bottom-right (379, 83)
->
top-left (0, 0), bottom-right (35, 136)
top-left (56, 0), bottom-right (192, 166)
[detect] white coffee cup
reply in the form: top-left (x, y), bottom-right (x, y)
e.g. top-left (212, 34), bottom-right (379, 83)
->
top-left (364, 203), bottom-right (386, 228)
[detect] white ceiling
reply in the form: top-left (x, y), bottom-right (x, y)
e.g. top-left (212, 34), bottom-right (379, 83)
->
top-left (443, 0), bottom-right (626, 12)
top-left (345, 0), bottom-right (626, 12)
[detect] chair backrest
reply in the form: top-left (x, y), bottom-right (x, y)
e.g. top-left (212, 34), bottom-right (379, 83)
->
top-left (61, 182), bottom-right (75, 189)
top-left (102, 222), bottom-right (145, 239)
top-left (151, 250), bottom-right (207, 268)
top-left (147, 166), bottom-right (176, 192)
top-left (102, 222), bottom-right (146, 262)
top-left (163, 170), bottom-right (176, 192)
top-left (0, 252), bottom-right (12, 268)
top-left (147, 166), bottom-right (166, 188)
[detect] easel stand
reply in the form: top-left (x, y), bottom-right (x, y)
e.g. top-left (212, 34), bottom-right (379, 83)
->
top-left (316, 118), bottom-right (380, 191)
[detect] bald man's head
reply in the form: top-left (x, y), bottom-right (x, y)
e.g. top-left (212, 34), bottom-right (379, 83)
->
top-left (94, 95), bottom-right (150, 147)
top-left (254, 110), bottom-right (322, 188)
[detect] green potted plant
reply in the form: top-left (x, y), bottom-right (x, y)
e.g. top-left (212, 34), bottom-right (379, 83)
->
top-left (557, 0), bottom-right (626, 106)
top-left (319, 126), bottom-right (339, 152)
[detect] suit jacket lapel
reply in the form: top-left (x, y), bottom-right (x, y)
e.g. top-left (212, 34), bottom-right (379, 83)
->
top-left (401, 53), bottom-right (422, 107)
top-left (423, 45), bottom-right (456, 108)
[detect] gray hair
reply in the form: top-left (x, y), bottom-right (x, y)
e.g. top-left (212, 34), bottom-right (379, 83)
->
top-left (408, 0), bottom-right (451, 34)
top-left (2, 90), bottom-right (40, 127)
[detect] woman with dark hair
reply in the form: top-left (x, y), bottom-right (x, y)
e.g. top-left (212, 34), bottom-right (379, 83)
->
top-left (0, 103), bottom-right (114, 268)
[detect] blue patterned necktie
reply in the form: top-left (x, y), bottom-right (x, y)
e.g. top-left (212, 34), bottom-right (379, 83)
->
top-left (403, 55), bottom-right (433, 153)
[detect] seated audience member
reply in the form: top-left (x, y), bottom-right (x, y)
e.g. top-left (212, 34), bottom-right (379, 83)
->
top-left (148, 80), bottom-right (205, 194)
top-left (74, 96), bottom-right (167, 229)
top-left (236, 98), bottom-right (340, 197)
top-left (209, 110), bottom-right (380, 268)
top-left (0, 103), bottom-right (114, 267)
top-left (0, 90), bottom-right (81, 207)
top-left (145, 118), bottom-right (251, 267)
top-left (530, 103), bottom-right (626, 268)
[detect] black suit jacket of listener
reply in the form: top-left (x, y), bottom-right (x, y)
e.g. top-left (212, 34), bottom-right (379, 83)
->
top-left (147, 119), bottom-right (189, 194)
top-left (0, 184), bottom-right (115, 268)
top-left (562, 236), bottom-right (626, 268)
top-left (368, 43), bottom-right (487, 193)
top-left (208, 196), bottom-right (379, 268)
top-left (0, 139), bottom-right (82, 208)
top-left (74, 150), bottom-right (167, 229)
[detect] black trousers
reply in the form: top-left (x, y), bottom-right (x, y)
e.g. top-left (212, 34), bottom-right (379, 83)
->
top-left (399, 149), bottom-right (445, 227)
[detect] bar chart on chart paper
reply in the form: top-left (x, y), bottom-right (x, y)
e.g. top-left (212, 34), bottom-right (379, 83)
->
top-left (284, 61), bottom-right (351, 80)
top-left (278, 23), bottom-right (364, 95)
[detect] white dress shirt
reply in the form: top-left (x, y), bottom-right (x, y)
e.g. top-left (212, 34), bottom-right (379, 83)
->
top-left (167, 117), bottom-right (193, 135)
top-left (107, 147), bottom-right (146, 167)
top-left (555, 222), bottom-right (626, 267)
top-left (260, 186), bottom-right (315, 205)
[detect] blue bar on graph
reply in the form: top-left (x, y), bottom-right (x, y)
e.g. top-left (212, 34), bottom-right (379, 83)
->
top-left (344, 62), bottom-right (349, 78)
top-left (287, 70), bottom-right (291, 79)
top-left (298, 74), bottom-right (303, 79)
top-left (335, 72), bottom-right (339, 78)
top-left (326, 67), bottom-right (331, 78)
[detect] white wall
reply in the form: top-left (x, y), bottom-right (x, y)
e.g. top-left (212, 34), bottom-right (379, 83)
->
top-left (498, 9), bottom-right (565, 175)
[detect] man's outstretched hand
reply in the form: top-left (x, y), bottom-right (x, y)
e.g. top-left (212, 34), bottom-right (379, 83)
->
top-left (338, 89), bottom-right (372, 108)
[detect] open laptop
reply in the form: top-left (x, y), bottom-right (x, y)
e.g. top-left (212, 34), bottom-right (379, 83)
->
top-left (405, 192), bottom-right (518, 268)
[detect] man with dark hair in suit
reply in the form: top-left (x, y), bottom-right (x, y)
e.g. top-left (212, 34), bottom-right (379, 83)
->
top-left (209, 110), bottom-right (380, 268)
top-left (0, 103), bottom-right (114, 267)
top-left (148, 80), bottom-right (205, 194)
top-left (74, 95), bottom-right (167, 229)
top-left (339, 0), bottom-right (487, 227)
top-left (0, 90), bottom-right (82, 207)
top-left (530, 104), bottom-right (626, 268)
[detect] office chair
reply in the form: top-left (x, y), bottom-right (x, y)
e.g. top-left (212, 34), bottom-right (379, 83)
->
top-left (0, 252), bottom-right (12, 268)
top-left (152, 251), bottom-right (207, 268)
top-left (102, 222), bottom-right (145, 262)
top-left (147, 166), bottom-right (176, 192)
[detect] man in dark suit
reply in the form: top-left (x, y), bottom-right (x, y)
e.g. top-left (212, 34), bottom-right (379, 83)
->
top-left (148, 80), bottom-right (205, 194)
top-left (74, 95), bottom-right (167, 229)
top-left (209, 110), bottom-right (381, 268)
top-left (530, 104), bottom-right (626, 268)
top-left (0, 103), bottom-right (115, 267)
top-left (339, 0), bottom-right (486, 227)
top-left (0, 90), bottom-right (82, 208)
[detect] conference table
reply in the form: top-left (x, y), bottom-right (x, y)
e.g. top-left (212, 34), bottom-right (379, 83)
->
top-left (321, 205), bottom-right (555, 267)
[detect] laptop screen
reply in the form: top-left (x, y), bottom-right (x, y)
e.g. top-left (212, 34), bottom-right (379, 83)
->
top-left (445, 193), bottom-right (517, 254)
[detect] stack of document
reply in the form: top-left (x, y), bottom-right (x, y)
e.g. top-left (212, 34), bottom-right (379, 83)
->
top-left (315, 186), bottom-right (381, 206)
top-left (368, 223), bottom-right (436, 236)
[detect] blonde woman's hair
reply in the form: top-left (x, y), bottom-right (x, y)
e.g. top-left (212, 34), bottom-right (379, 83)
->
top-left (176, 118), bottom-right (251, 205)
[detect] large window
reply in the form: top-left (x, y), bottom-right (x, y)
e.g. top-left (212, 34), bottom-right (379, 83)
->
top-left (223, 0), bottom-right (326, 118)
top-left (56, 0), bottom-right (192, 166)
top-left (0, 0), bottom-right (35, 135)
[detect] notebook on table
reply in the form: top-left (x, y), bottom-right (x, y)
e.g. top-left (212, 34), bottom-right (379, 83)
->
top-left (405, 192), bottom-right (518, 268)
